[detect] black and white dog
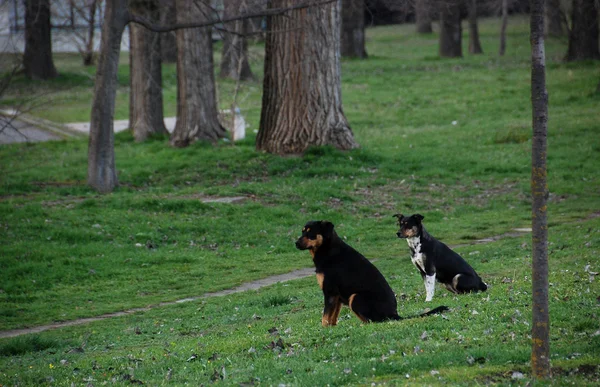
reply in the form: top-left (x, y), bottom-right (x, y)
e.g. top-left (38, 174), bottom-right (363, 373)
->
top-left (394, 213), bottom-right (487, 301)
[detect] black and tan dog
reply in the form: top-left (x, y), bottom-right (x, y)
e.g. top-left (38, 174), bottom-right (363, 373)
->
top-left (296, 220), bottom-right (447, 326)
top-left (394, 214), bottom-right (488, 302)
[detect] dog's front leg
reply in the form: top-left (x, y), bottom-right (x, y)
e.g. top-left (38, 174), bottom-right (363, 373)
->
top-left (322, 294), bottom-right (341, 327)
top-left (424, 273), bottom-right (436, 301)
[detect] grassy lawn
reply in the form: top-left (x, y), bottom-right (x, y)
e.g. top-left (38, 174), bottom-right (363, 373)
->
top-left (1, 16), bottom-right (599, 384)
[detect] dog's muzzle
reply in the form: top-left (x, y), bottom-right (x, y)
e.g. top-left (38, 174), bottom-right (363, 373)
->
top-left (295, 238), bottom-right (307, 250)
top-left (396, 231), bottom-right (406, 239)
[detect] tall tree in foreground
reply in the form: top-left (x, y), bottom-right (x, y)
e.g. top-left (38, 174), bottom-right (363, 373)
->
top-left (530, 0), bottom-right (551, 379)
top-left (170, 0), bottom-right (225, 147)
top-left (439, 0), bottom-right (463, 58)
top-left (341, 0), bottom-right (367, 58)
top-left (129, 0), bottom-right (168, 141)
top-left (256, 0), bottom-right (358, 154)
top-left (23, 0), bottom-right (58, 79)
top-left (88, 0), bottom-right (129, 192)
top-left (219, 0), bottom-right (254, 80)
top-left (467, 0), bottom-right (483, 54)
top-left (565, 0), bottom-right (600, 61)
top-left (415, 0), bottom-right (432, 33)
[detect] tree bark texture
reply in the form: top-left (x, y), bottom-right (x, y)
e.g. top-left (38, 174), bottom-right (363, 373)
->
top-left (415, 0), bottom-right (432, 33)
top-left (530, 0), bottom-right (551, 379)
top-left (219, 0), bottom-right (254, 81)
top-left (23, 0), bottom-right (58, 80)
top-left (256, 0), bottom-right (358, 155)
top-left (341, 0), bottom-right (367, 58)
top-left (467, 0), bottom-right (483, 54)
top-left (159, 0), bottom-right (177, 62)
top-left (129, 0), bottom-right (168, 142)
top-left (439, 0), bottom-right (463, 58)
top-left (170, 0), bottom-right (226, 147)
top-left (545, 0), bottom-right (565, 37)
top-left (88, 0), bottom-right (129, 193)
top-left (566, 0), bottom-right (600, 61)
top-left (499, 0), bottom-right (508, 56)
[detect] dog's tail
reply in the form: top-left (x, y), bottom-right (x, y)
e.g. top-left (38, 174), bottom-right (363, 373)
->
top-left (393, 305), bottom-right (449, 321)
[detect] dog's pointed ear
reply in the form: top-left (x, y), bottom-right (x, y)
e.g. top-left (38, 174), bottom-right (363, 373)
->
top-left (320, 221), bottom-right (334, 238)
top-left (393, 213), bottom-right (404, 220)
top-left (414, 214), bottom-right (424, 223)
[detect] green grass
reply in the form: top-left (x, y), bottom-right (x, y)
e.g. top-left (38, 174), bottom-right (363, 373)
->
top-left (1, 16), bottom-right (599, 384)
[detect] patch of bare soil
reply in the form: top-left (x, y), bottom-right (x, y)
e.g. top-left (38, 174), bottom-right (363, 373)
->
top-left (174, 194), bottom-right (250, 204)
top-left (352, 178), bottom-right (529, 216)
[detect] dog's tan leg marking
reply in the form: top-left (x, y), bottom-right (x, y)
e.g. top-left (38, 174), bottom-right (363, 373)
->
top-left (451, 274), bottom-right (462, 293)
top-left (316, 273), bottom-right (325, 290)
top-left (444, 282), bottom-right (459, 293)
top-left (322, 296), bottom-right (341, 327)
top-left (348, 294), bottom-right (369, 323)
top-left (330, 299), bottom-right (342, 324)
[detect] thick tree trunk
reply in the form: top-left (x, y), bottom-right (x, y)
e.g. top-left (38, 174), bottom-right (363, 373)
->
top-left (499, 0), bottom-right (508, 56)
top-left (170, 0), bottom-right (226, 147)
top-left (545, 0), bottom-right (565, 37)
top-left (88, 0), bottom-right (129, 193)
top-left (341, 0), bottom-right (367, 58)
top-left (415, 0), bottom-right (432, 33)
top-left (256, 0), bottom-right (358, 155)
top-left (23, 0), bottom-right (58, 80)
top-left (129, 0), bottom-right (168, 142)
top-left (467, 0), bottom-right (483, 54)
top-left (159, 0), bottom-right (177, 63)
top-left (530, 0), bottom-right (551, 380)
top-left (219, 0), bottom-right (254, 81)
top-left (439, 0), bottom-right (462, 58)
top-left (566, 0), bottom-right (600, 61)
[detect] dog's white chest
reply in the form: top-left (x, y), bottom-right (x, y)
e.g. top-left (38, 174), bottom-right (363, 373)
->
top-left (407, 237), bottom-right (426, 272)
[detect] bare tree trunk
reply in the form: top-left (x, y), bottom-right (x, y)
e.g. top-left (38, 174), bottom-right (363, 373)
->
top-left (159, 0), bottom-right (177, 62)
top-left (467, 0), bottom-right (483, 54)
top-left (170, 0), bottom-right (226, 147)
top-left (83, 0), bottom-right (99, 66)
top-left (566, 0), bottom-right (600, 61)
top-left (129, 0), bottom-right (168, 142)
top-left (415, 0), bottom-right (432, 33)
top-left (87, 0), bottom-right (129, 193)
top-left (439, 0), bottom-right (462, 58)
top-left (530, 0), bottom-right (551, 380)
top-left (545, 0), bottom-right (565, 37)
top-left (256, 0), bottom-right (358, 155)
top-left (341, 0), bottom-right (367, 58)
top-left (219, 0), bottom-right (254, 80)
top-left (23, 0), bottom-right (58, 80)
top-left (499, 0), bottom-right (508, 56)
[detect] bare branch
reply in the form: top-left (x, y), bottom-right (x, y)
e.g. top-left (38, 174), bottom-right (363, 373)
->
top-left (129, 0), bottom-right (337, 33)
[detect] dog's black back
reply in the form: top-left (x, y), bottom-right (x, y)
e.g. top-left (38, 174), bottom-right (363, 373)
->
top-left (419, 228), bottom-right (487, 290)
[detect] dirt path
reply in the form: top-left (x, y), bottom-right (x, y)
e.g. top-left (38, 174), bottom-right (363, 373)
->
top-left (2, 213), bottom-right (598, 339)
top-left (0, 268), bottom-right (315, 339)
